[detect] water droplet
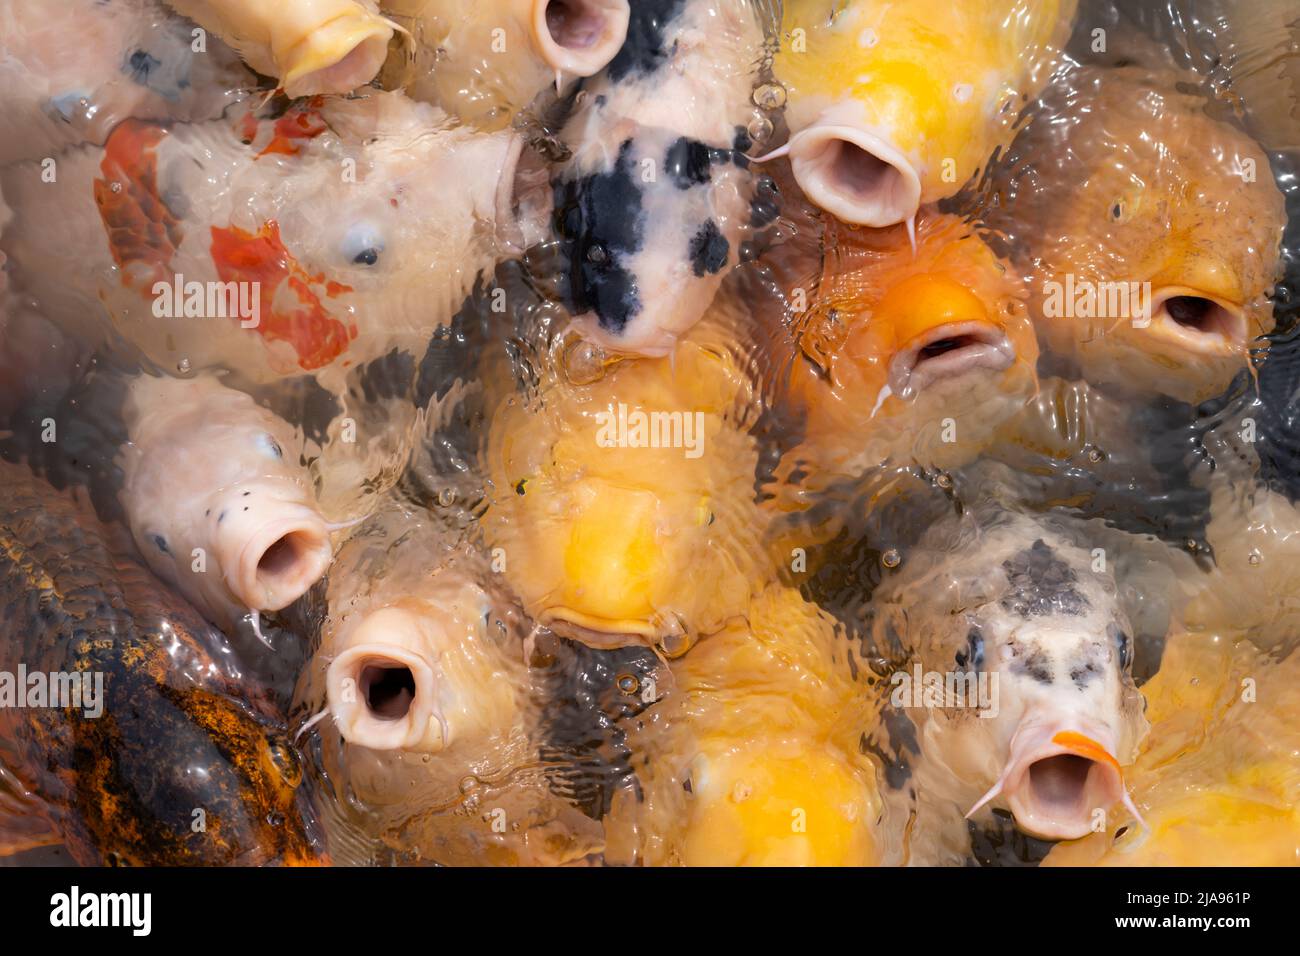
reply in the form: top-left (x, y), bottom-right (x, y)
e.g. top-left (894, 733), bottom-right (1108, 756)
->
top-left (563, 338), bottom-right (607, 385)
top-left (882, 548), bottom-right (901, 569)
top-left (753, 83), bottom-right (787, 110)
top-left (617, 673), bottom-right (640, 695)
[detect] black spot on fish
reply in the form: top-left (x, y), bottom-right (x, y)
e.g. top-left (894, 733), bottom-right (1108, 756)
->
top-left (665, 138), bottom-right (713, 189)
top-left (688, 219), bottom-right (728, 277)
top-left (126, 49), bottom-right (162, 87)
top-left (604, 0), bottom-right (688, 84)
top-left (750, 173), bottom-right (780, 228)
top-left (515, 479), bottom-right (527, 496)
top-left (732, 126), bottom-right (753, 156)
top-left (1011, 642), bottom-right (1053, 684)
top-left (151, 534), bottom-right (170, 555)
top-left (1000, 539), bottom-right (1090, 617)
top-left (217, 510), bottom-right (226, 524)
top-left (1070, 657), bottom-right (1102, 688)
top-left (750, 190), bottom-right (780, 229)
top-left (553, 139), bottom-right (644, 334)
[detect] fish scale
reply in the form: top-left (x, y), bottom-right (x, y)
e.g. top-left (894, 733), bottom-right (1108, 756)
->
top-left (0, 462), bottom-right (324, 865)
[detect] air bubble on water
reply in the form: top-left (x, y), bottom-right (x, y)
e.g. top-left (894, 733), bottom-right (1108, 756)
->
top-left (1249, 550), bottom-right (1262, 566)
top-left (747, 113), bottom-right (774, 144)
top-left (459, 775), bottom-right (478, 794)
top-left (109, 181), bottom-right (122, 194)
top-left (731, 780), bottom-right (752, 803)
top-left (936, 473), bottom-right (953, 490)
top-left (177, 358), bottom-right (191, 374)
top-left (564, 338), bottom-right (607, 385)
top-left (1087, 445), bottom-right (1104, 463)
top-left (882, 548), bottom-right (901, 569)
top-left (753, 83), bottom-right (787, 110)
top-left (438, 487), bottom-right (456, 507)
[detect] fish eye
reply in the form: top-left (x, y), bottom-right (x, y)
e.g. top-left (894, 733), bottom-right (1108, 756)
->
top-left (1108, 624), bottom-right (1131, 669)
top-left (258, 432), bottom-right (283, 460)
top-left (341, 223), bottom-right (385, 266)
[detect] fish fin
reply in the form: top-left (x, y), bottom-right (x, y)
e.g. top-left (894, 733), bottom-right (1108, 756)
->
top-left (0, 812), bottom-right (59, 858)
top-left (0, 756), bottom-right (58, 857)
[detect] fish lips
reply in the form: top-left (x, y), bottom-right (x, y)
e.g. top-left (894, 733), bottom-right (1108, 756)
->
top-left (968, 720), bottom-right (1143, 841)
top-left (888, 320), bottom-right (1017, 399)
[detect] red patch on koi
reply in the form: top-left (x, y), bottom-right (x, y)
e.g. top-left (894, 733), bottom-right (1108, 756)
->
top-left (255, 98), bottom-right (329, 159)
top-left (209, 221), bottom-right (356, 371)
top-left (94, 120), bottom-right (182, 289)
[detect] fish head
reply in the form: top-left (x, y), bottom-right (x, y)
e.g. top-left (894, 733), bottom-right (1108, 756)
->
top-left (485, 338), bottom-right (757, 651)
top-left (551, 116), bottom-right (761, 357)
top-left (893, 514), bottom-right (1146, 841)
top-left (265, 94), bottom-right (523, 319)
top-left (120, 374), bottom-right (331, 626)
top-left (324, 579), bottom-right (510, 754)
top-left (1013, 66), bottom-right (1286, 404)
top-left (794, 214), bottom-right (1037, 473)
top-left (678, 743), bottom-right (879, 866)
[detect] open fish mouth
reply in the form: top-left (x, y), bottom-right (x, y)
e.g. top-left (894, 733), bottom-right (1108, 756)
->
top-left (234, 518), bottom-right (333, 612)
top-left (540, 608), bottom-right (694, 656)
top-left (780, 104), bottom-right (923, 228)
top-left (328, 641), bottom-right (442, 752)
top-left (1146, 286), bottom-right (1247, 354)
top-left (968, 723), bottom-right (1144, 841)
top-left (533, 0), bottom-right (631, 77)
top-left (280, 10), bottom-right (398, 98)
top-left (888, 321), bottom-right (1016, 398)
